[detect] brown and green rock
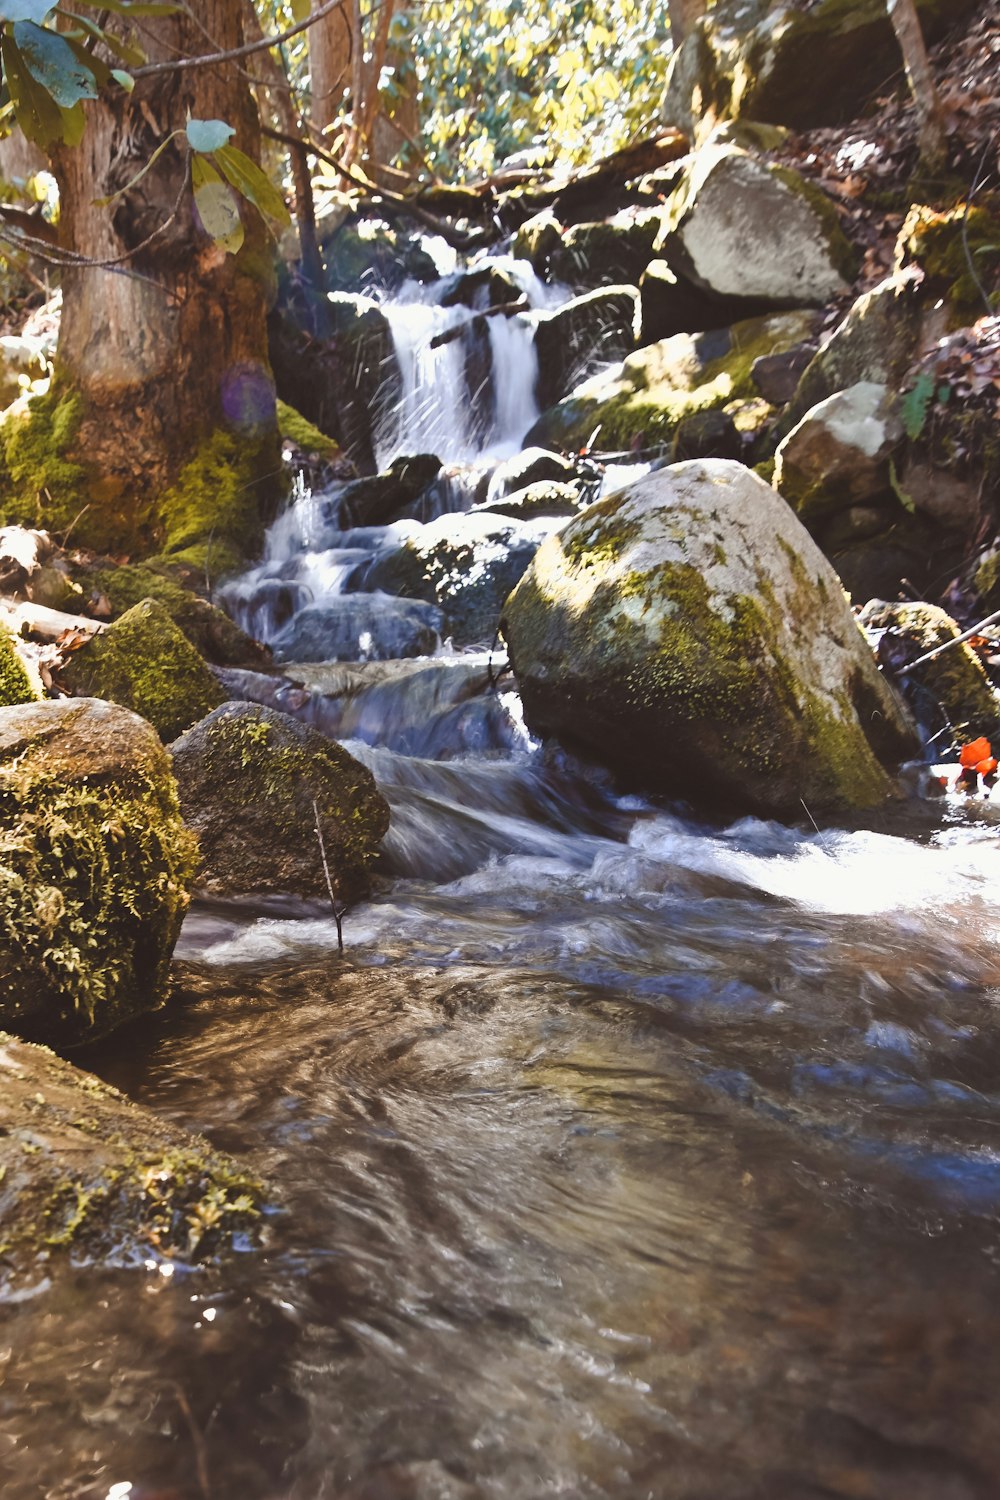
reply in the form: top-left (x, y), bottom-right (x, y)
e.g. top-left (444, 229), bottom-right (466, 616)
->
top-left (63, 598), bottom-right (227, 741)
top-left (0, 1032), bottom-right (265, 1288)
top-left (774, 382), bottom-right (904, 526)
top-left (501, 459), bottom-right (918, 818)
top-left (81, 562), bottom-right (269, 667)
top-left (533, 286), bottom-right (641, 411)
top-left (859, 600), bottom-right (1000, 742)
top-left (169, 701), bottom-right (389, 902)
top-left (0, 698), bottom-right (197, 1045)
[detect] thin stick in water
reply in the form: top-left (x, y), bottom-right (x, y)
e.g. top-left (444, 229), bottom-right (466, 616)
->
top-left (313, 796), bottom-right (347, 953)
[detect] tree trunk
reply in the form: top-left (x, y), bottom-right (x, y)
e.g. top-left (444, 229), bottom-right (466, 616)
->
top-left (49, 0), bottom-right (281, 559)
top-left (310, 0), bottom-right (353, 135)
top-left (668, 0), bottom-right (707, 49)
top-left (886, 0), bottom-right (947, 172)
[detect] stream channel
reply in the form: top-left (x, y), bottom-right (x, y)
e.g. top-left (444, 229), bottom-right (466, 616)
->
top-left (5, 258), bottom-right (1000, 1500)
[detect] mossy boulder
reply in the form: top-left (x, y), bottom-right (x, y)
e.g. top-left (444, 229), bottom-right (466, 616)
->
top-left (81, 562), bottom-right (269, 668)
top-left (774, 382), bottom-right (904, 526)
top-left (500, 459), bottom-right (918, 817)
top-left (277, 399), bottom-right (340, 460)
top-left (156, 428), bottom-right (272, 582)
top-left (63, 598), bottom-right (227, 741)
top-left (512, 210), bottom-right (564, 275)
top-left (0, 1032), bottom-right (264, 1288)
top-left (527, 310), bottom-right (819, 454)
top-left (660, 144), bottom-right (854, 308)
top-left (662, 0), bottom-right (975, 137)
top-left (0, 618), bottom-right (38, 705)
top-left (365, 511), bottom-right (556, 646)
top-left (169, 702), bottom-right (389, 902)
top-left (533, 286), bottom-right (641, 411)
top-left (0, 698), bottom-right (197, 1045)
top-left (859, 600), bottom-right (1000, 743)
top-left (548, 210), bottom-right (663, 292)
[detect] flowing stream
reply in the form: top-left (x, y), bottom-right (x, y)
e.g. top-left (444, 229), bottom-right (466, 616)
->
top-left (5, 259), bottom-right (1000, 1500)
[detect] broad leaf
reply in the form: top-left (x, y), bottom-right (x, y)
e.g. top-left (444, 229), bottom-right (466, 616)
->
top-left (59, 96), bottom-right (85, 145)
top-left (901, 371), bottom-right (936, 441)
top-left (1, 32), bottom-right (65, 147)
top-left (0, 0), bottom-right (50, 21)
top-left (13, 19), bottom-right (97, 106)
top-left (186, 117), bottom-right (235, 154)
top-left (111, 68), bottom-right (134, 92)
top-left (214, 144), bottom-right (290, 226)
top-left (191, 154), bottom-right (244, 254)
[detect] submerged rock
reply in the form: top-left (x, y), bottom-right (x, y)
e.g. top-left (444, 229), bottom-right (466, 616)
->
top-left (270, 593), bottom-right (444, 663)
top-left (0, 698), bottom-right (196, 1045)
top-left (63, 597), bottom-right (227, 741)
top-left (364, 512), bottom-right (555, 646)
top-left (0, 1032), bottom-right (265, 1288)
top-left (501, 459), bottom-right (917, 817)
top-left (170, 701), bottom-right (389, 902)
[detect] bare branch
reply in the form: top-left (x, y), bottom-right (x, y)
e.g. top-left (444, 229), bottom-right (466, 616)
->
top-left (131, 0), bottom-right (347, 78)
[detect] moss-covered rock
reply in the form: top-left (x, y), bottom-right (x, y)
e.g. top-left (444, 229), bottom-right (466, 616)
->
top-left (500, 459), bottom-right (918, 817)
top-left (660, 143), bottom-right (854, 307)
top-left (0, 617), bottom-right (38, 705)
top-left (0, 698), bottom-right (197, 1045)
top-left (81, 563), bottom-right (269, 668)
top-left (512, 210), bottom-right (564, 275)
top-left (527, 310), bottom-right (818, 454)
top-left (895, 201), bottom-right (1000, 315)
top-left (169, 701), bottom-right (389, 901)
top-left (548, 210), bottom-right (663, 292)
top-left (0, 1031), bottom-right (265, 1287)
top-left (858, 599), bottom-right (1000, 743)
top-left (277, 399), bottom-right (340, 459)
top-left (533, 286), bottom-right (641, 411)
top-left (0, 388), bottom-right (95, 542)
top-left (63, 599), bottom-right (227, 741)
top-left (157, 428), bottom-right (271, 582)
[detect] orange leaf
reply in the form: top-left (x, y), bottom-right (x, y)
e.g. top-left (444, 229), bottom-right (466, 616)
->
top-left (976, 757), bottom-right (998, 776)
top-left (960, 737), bottom-right (992, 768)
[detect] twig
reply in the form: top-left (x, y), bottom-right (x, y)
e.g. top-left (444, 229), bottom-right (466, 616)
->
top-left (900, 606), bottom-right (1000, 673)
top-left (312, 796), bottom-right (347, 953)
top-left (168, 1381), bottom-right (212, 1500)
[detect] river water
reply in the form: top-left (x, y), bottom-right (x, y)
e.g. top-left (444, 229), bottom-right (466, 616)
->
top-left (4, 261), bottom-right (1000, 1500)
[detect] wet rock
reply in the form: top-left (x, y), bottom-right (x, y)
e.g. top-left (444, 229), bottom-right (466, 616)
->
top-left (337, 454), bottom-right (443, 529)
top-left (672, 409), bottom-right (743, 462)
top-left (0, 698), bottom-right (196, 1044)
top-left (80, 562), bottom-right (270, 668)
top-left (441, 265), bottom-right (522, 310)
top-left (662, 0), bottom-right (973, 136)
top-left (548, 210), bottom-right (663, 291)
top-left (365, 512), bottom-right (554, 646)
top-left (476, 480), bottom-right (582, 520)
top-left (326, 293), bottom-right (402, 473)
top-left (0, 1033), bottom-right (266, 1288)
top-left (528, 310), bottom-right (819, 455)
top-left (774, 382), bottom-right (904, 525)
top-left (487, 447), bottom-right (580, 497)
top-left (660, 144), bottom-right (853, 309)
top-left (270, 594), bottom-right (444, 663)
top-left (512, 210), bottom-right (563, 275)
top-left (63, 598), bottom-right (227, 741)
top-left (534, 286), bottom-right (641, 410)
top-left (859, 599), bottom-right (1000, 743)
top-left (501, 459), bottom-right (917, 817)
top-left (170, 701), bottom-right (389, 901)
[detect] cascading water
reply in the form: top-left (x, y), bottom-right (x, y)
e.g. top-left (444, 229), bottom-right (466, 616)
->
top-left (9, 243), bottom-right (1000, 1500)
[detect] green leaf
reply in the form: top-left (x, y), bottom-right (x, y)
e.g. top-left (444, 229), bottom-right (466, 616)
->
top-left (213, 143), bottom-right (290, 226)
top-left (937, 382), bottom-right (952, 404)
top-left (58, 96), bottom-right (85, 145)
top-left (901, 371), bottom-right (936, 441)
top-left (0, 0), bottom-right (50, 20)
top-left (1, 32), bottom-right (65, 147)
top-left (186, 117), bottom-right (235, 154)
top-left (12, 19), bottom-right (97, 106)
top-left (111, 67), bottom-right (134, 92)
top-left (65, 13), bottom-right (145, 68)
top-left (290, 0), bottom-right (310, 18)
top-left (191, 154), bottom-right (244, 254)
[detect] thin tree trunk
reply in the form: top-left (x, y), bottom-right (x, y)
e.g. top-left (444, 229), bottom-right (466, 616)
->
top-left (310, 0), bottom-right (352, 134)
top-left (887, 0), bottom-right (947, 171)
top-left (50, 0), bottom-right (280, 555)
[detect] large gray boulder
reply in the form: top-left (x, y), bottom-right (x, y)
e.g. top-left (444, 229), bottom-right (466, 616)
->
top-left (660, 143), bottom-right (854, 309)
top-left (0, 1032), bottom-right (265, 1287)
top-left (501, 460), bottom-right (917, 817)
top-left (0, 698), bottom-right (196, 1045)
top-left (774, 382), bottom-right (904, 526)
top-left (170, 702), bottom-right (389, 903)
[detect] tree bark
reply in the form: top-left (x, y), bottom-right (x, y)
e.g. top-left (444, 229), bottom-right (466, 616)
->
top-left (310, 0), bottom-right (353, 135)
top-left (886, 0), bottom-right (947, 172)
top-left (50, 0), bottom-right (281, 555)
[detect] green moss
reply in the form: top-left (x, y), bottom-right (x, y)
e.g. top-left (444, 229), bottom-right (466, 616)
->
top-left (0, 728), bottom-right (197, 1041)
top-left (64, 598), bottom-right (226, 741)
top-left (0, 621), bottom-right (37, 706)
top-left (277, 399), bottom-right (339, 458)
top-left (896, 202), bottom-right (1000, 312)
top-left (83, 563), bottom-right (266, 667)
top-left (158, 429), bottom-right (270, 573)
top-left (0, 388), bottom-right (87, 539)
